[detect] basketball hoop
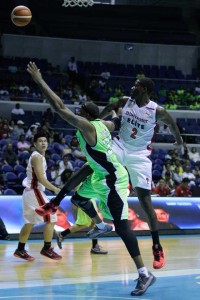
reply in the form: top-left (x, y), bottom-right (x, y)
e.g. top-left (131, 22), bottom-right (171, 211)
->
top-left (62, 0), bottom-right (94, 7)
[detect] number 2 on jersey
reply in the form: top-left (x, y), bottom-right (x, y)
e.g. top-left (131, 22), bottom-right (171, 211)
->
top-left (131, 128), bottom-right (138, 139)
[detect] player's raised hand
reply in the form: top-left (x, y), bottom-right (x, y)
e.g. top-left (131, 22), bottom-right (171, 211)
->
top-left (27, 61), bottom-right (42, 83)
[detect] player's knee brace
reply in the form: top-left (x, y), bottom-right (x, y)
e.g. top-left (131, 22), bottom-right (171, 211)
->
top-left (71, 193), bottom-right (97, 218)
top-left (114, 219), bottom-right (140, 258)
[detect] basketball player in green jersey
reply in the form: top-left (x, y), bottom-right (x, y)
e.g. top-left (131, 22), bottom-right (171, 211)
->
top-left (27, 62), bottom-right (156, 296)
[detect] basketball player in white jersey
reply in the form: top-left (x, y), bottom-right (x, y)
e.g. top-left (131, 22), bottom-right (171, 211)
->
top-left (100, 77), bottom-right (183, 269)
top-left (14, 132), bottom-right (62, 261)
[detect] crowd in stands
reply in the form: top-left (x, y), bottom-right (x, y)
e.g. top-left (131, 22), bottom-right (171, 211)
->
top-left (0, 103), bottom-right (199, 197)
top-left (0, 56), bottom-right (200, 110)
top-left (0, 56), bottom-right (200, 196)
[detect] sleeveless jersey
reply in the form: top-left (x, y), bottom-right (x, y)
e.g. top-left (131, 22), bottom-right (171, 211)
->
top-left (76, 119), bottom-right (127, 180)
top-left (118, 98), bottom-right (158, 151)
top-left (22, 151), bottom-right (47, 191)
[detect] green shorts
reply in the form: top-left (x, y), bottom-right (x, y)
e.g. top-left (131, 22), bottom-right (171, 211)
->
top-left (77, 172), bottom-right (128, 221)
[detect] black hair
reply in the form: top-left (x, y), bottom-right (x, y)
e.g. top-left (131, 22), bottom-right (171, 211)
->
top-left (139, 77), bottom-right (155, 95)
top-left (81, 101), bottom-right (100, 119)
top-left (33, 132), bottom-right (48, 142)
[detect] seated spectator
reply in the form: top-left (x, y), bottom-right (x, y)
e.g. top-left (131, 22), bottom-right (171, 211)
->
top-left (182, 165), bottom-right (196, 187)
top-left (9, 120), bottom-right (25, 141)
top-left (68, 136), bottom-right (79, 151)
top-left (51, 163), bottom-right (62, 186)
top-left (25, 125), bottom-right (37, 143)
top-left (3, 142), bottom-right (19, 166)
top-left (59, 137), bottom-right (71, 156)
top-left (60, 168), bottom-right (74, 188)
top-left (192, 163), bottom-right (200, 179)
top-left (45, 149), bottom-right (55, 169)
top-left (43, 108), bottom-right (54, 123)
top-left (17, 134), bottom-right (30, 153)
top-left (188, 147), bottom-right (200, 163)
top-left (152, 179), bottom-right (171, 196)
top-left (59, 155), bottom-right (74, 173)
top-left (163, 172), bottom-right (175, 190)
top-left (172, 166), bottom-right (182, 185)
top-left (161, 162), bottom-right (173, 178)
top-left (174, 177), bottom-right (192, 197)
top-left (171, 159), bottom-right (183, 176)
top-left (72, 143), bottom-right (86, 162)
top-left (0, 122), bottom-right (11, 140)
top-left (11, 103), bottom-right (25, 116)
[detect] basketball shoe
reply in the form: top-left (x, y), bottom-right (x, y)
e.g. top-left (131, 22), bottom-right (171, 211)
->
top-left (35, 201), bottom-right (58, 217)
top-left (90, 244), bottom-right (108, 254)
top-left (40, 247), bottom-right (62, 260)
top-left (152, 245), bottom-right (165, 269)
top-left (131, 271), bottom-right (156, 296)
top-left (14, 249), bottom-right (35, 261)
top-left (87, 224), bottom-right (113, 239)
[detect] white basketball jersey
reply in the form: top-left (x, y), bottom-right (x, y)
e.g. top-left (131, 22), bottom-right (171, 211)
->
top-left (117, 98), bottom-right (158, 151)
top-left (22, 151), bottom-right (47, 191)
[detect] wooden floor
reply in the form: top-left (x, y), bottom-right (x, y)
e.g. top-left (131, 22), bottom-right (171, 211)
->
top-left (0, 235), bottom-right (200, 300)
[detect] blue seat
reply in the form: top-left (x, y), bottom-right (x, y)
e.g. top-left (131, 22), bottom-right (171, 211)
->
top-left (4, 188), bottom-right (17, 195)
top-left (14, 165), bottom-right (26, 174)
top-left (18, 172), bottom-right (26, 181)
top-left (1, 165), bottom-right (14, 173)
top-left (153, 164), bottom-right (162, 171)
top-left (5, 172), bottom-right (19, 182)
top-left (51, 153), bottom-right (62, 162)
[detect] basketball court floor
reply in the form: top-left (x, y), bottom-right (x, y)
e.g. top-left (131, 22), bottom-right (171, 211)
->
top-left (0, 235), bottom-right (200, 300)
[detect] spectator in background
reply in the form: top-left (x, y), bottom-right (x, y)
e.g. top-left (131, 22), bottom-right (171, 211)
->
top-left (154, 207), bottom-right (180, 229)
top-left (72, 143), bottom-right (86, 162)
top-left (192, 163), bottom-right (200, 179)
top-left (68, 136), bottom-right (79, 151)
top-left (10, 120), bottom-right (25, 141)
top-left (25, 125), bottom-right (37, 143)
top-left (3, 142), bottom-right (19, 167)
top-left (45, 149), bottom-right (55, 170)
top-left (188, 147), bottom-right (200, 163)
top-left (0, 122), bottom-right (11, 140)
top-left (174, 177), bottom-right (192, 197)
top-left (67, 56), bottom-right (78, 83)
top-left (172, 166), bottom-right (182, 185)
top-left (164, 171), bottom-right (175, 190)
top-left (17, 134), bottom-right (30, 153)
top-left (43, 108), bottom-right (54, 123)
top-left (128, 207), bottom-right (149, 230)
top-left (59, 154), bottom-right (74, 173)
top-left (152, 179), bottom-right (171, 196)
top-left (171, 159), bottom-right (183, 176)
top-left (182, 165), bottom-right (196, 187)
top-left (51, 163), bottom-right (62, 186)
top-left (11, 103), bottom-right (25, 116)
top-left (161, 162), bottom-right (173, 178)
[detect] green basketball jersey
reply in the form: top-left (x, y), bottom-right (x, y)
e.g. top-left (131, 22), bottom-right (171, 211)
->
top-left (76, 119), bottom-right (127, 179)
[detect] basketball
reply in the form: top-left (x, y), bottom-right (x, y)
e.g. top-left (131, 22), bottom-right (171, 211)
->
top-left (11, 6), bottom-right (32, 27)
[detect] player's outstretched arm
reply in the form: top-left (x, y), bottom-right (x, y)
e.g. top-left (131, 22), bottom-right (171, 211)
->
top-left (27, 62), bottom-right (93, 138)
top-left (156, 106), bottom-right (183, 147)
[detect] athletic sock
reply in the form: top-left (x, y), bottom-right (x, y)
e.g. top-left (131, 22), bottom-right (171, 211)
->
top-left (96, 221), bottom-right (106, 229)
top-left (44, 242), bottom-right (51, 250)
top-left (92, 239), bottom-right (98, 248)
top-left (138, 267), bottom-right (149, 277)
top-left (18, 242), bottom-right (25, 251)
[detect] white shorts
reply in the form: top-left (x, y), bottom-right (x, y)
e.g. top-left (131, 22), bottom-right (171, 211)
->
top-left (22, 188), bottom-right (57, 224)
top-left (112, 139), bottom-right (152, 190)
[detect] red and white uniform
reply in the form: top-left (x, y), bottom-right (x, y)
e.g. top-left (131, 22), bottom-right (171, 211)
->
top-left (22, 151), bottom-right (57, 224)
top-left (112, 98), bottom-right (158, 190)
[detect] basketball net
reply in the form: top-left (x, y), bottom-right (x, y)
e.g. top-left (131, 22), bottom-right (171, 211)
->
top-left (62, 0), bottom-right (94, 7)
